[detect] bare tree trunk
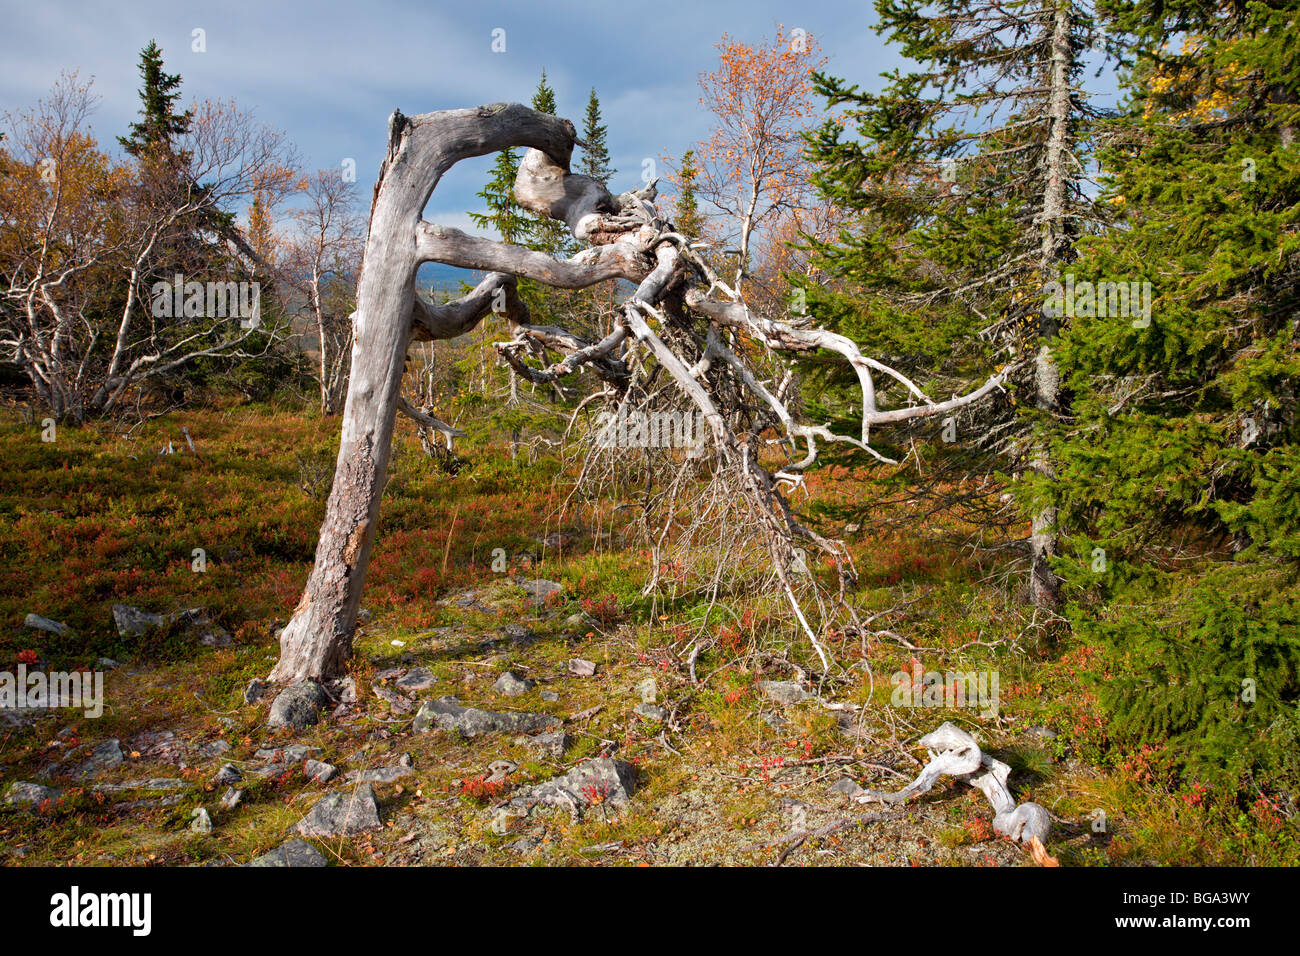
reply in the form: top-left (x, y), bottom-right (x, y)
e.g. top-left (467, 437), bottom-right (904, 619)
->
top-left (270, 105), bottom-right (579, 683)
top-left (1028, 0), bottom-right (1073, 610)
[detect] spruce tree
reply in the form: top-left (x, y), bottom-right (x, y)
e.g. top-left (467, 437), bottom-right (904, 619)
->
top-left (1052, 0), bottom-right (1300, 791)
top-left (803, 0), bottom-right (1100, 606)
top-left (118, 40), bottom-right (192, 159)
top-left (579, 88), bottom-right (616, 187)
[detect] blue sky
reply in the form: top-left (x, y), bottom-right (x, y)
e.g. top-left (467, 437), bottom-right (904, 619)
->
top-left (0, 0), bottom-right (908, 236)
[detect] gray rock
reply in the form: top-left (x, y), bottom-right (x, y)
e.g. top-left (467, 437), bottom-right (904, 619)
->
top-left (828, 777), bottom-right (865, 798)
top-left (198, 739), bottom-right (231, 760)
top-left (493, 671), bottom-right (534, 697)
top-left (372, 685), bottom-right (414, 714)
top-left (214, 764), bottom-right (242, 786)
top-left (295, 784), bottom-right (382, 838)
top-left (189, 807), bottom-right (213, 833)
top-left (412, 697), bottom-right (560, 738)
top-left (220, 787), bottom-right (243, 809)
top-left (523, 730), bottom-right (570, 758)
top-left (540, 690), bottom-right (559, 702)
top-left (502, 624), bottom-right (535, 646)
top-left (97, 657), bottom-right (119, 669)
top-left (254, 744), bottom-right (313, 763)
top-left (93, 778), bottom-right (186, 793)
top-left (333, 677), bottom-right (358, 704)
top-left (304, 760), bottom-right (336, 783)
top-left (267, 680), bottom-right (329, 730)
top-left (70, 739), bottom-right (123, 778)
top-left (345, 765), bottom-right (413, 784)
top-left (245, 838), bottom-right (328, 868)
top-left (518, 578), bottom-right (563, 607)
top-left (512, 757), bottom-right (637, 810)
top-left (758, 681), bottom-right (811, 706)
top-left (394, 667), bottom-right (435, 692)
top-left (126, 729), bottom-right (184, 764)
top-left (634, 703), bottom-right (668, 721)
top-left (24, 613), bottom-right (70, 636)
top-left (111, 604), bottom-right (230, 647)
top-left (5, 781), bottom-right (62, 807)
top-left (244, 678), bottom-right (267, 705)
top-left (568, 658), bottom-right (597, 677)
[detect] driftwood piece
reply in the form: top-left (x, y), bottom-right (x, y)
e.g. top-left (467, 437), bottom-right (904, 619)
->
top-left (855, 721), bottom-right (1050, 846)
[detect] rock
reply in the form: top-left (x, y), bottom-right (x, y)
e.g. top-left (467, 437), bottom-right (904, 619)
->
top-left (24, 613), bottom-right (70, 636)
top-left (518, 578), bottom-right (563, 607)
top-left (540, 690), bottom-right (559, 702)
top-left (373, 685), bottom-right (414, 714)
top-left (111, 604), bottom-right (230, 647)
top-left (412, 697), bottom-right (560, 738)
top-left (374, 666), bottom-right (405, 682)
top-left (828, 777), bottom-right (865, 799)
top-left (254, 744), bottom-right (313, 763)
top-left (502, 624), bottom-right (535, 646)
top-left (758, 681), bottom-right (811, 706)
top-left (522, 730), bottom-right (570, 758)
top-left (395, 667), bottom-right (435, 692)
top-left (295, 785), bottom-right (382, 838)
top-left (397, 752), bottom-right (413, 768)
top-left (126, 729), bottom-right (185, 764)
top-left (356, 608), bottom-right (374, 624)
top-left (189, 807), bottom-right (213, 834)
top-left (97, 657), bottom-right (119, 669)
top-left (493, 672), bottom-right (534, 696)
top-left (5, 781), bottom-right (62, 807)
top-left (214, 764), bottom-right (242, 786)
top-left (1027, 725), bottom-right (1058, 740)
top-left (333, 677), bottom-right (357, 704)
top-left (345, 765), bottom-right (412, 784)
top-left (244, 678), bottom-right (268, 705)
top-left (267, 680), bottom-right (329, 730)
top-left (245, 838), bottom-right (328, 868)
top-left (568, 658), bottom-right (597, 678)
top-left (70, 739), bottom-right (123, 778)
top-left (92, 778), bottom-right (185, 793)
top-left (198, 739), bottom-right (231, 760)
top-left (220, 787), bottom-right (243, 809)
top-left (512, 757), bottom-right (637, 810)
top-left (304, 760), bottom-right (336, 783)
top-left (634, 703), bottom-right (668, 721)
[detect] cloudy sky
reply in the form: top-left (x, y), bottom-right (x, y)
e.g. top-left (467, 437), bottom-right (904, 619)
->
top-left (2, 0), bottom-right (1120, 241)
top-left (1, 0), bottom-right (906, 231)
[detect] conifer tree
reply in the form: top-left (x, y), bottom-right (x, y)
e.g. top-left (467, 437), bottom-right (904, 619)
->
top-left (118, 40), bottom-right (192, 160)
top-left (1052, 0), bottom-right (1300, 790)
top-left (804, 0), bottom-right (1100, 606)
top-left (578, 88), bottom-right (616, 187)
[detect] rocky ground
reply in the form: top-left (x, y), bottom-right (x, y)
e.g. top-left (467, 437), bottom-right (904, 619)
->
top-left (1, 575), bottom-right (1099, 868)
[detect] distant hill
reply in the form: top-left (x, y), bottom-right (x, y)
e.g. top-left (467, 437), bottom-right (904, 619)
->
top-left (417, 260), bottom-right (482, 295)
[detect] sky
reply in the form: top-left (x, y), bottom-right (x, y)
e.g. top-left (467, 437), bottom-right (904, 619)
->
top-left (0, 0), bottom-right (905, 234)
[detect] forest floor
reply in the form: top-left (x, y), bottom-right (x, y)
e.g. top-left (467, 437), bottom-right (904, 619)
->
top-left (1, 401), bottom-right (1289, 866)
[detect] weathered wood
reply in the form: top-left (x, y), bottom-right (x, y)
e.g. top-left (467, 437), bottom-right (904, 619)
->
top-left (271, 104), bottom-right (580, 683)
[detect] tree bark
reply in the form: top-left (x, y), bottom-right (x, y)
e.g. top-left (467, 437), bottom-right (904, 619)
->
top-left (1028, 0), bottom-right (1074, 610)
top-left (270, 104), bottom-right (580, 683)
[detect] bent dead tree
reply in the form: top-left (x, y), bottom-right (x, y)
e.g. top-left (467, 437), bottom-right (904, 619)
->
top-left (270, 103), bottom-right (1006, 684)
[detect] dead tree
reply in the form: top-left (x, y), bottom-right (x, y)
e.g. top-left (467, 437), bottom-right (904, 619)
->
top-left (270, 103), bottom-right (1006, 683)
